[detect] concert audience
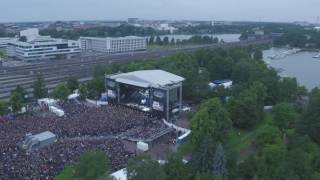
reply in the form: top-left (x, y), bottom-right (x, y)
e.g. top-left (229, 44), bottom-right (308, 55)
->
top-left (0, 101), bottom-right (165, 179)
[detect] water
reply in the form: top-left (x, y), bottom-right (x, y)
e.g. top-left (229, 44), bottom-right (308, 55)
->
top-left (263, 48), bottom-right (320, 90)
top-left (149, 34), bottom-right (241, 43)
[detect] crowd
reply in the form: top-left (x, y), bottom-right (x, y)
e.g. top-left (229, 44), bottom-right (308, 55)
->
top-left (0, 139), bottom-right (134, 179)
top-left (0, 101), bottom-right (165, 179)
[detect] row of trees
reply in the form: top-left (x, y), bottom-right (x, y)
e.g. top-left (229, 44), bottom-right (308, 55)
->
top-left (241, 23), bottom-right (320, 48)
top-left (0, 75), bottom-right (82, 115)
top-left (40, 24), bottom-right (168, 40)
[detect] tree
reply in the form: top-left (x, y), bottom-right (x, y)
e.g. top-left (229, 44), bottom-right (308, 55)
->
top-left (33, 74), bottom-right (48, 99)
top-left (0, 101), bottom-right (8, 115)
top-left (277, 77), bottom-right (299, 102)
top-left (170, 38), bottom-right (175, 45)
top-left (273, 148), bottom-right (316, 180)
top-left (235, 155), bottom-right (257, 180)
top-left (74, 150), bottom-right (110, 180)
top-left (19, 35), bottom-right (27, 42)
top-left (79, 84), bottom-right (89, 100)
top-left (194, 173), bottom-right (211, 180)
top-left (272, 103), bottom-right (298, 133)
top-left (256, 125), bottom-right (282, 151)
top-left (11, 86), bottom-right (27, 103)
top-left (212, 143), bottom-right (228, 180)
top-left (0, 50), bottom-right (4, 58)
top-left (127, 155), bottom-right (166, 180)
top-left (94, 65), bottom-right (107, 77)
top-left (149, 36), bottom-right (154, 44)
top-left (54, 165), bottom-right (74, 180)
top-left (162, 53), bottom-right (209, 99)
top-left (191, 137), bottom-right (216, 174)
top-left (253, 49), bottom-right (263, 60)
top-left (227, 91), bottom-right (260, 129)
top-left (9, 91), bottom-right (24, 113)
top-left (299, 88), bottom-right (320, 144)
top-left (163, 155), bottom-right (188, 180)
top-left (163, 36), bottom-right (169, 45)
top-left (67, 78), bottom-right (79, 92)
top-left (188, 99), bottom-right (231, 179)
top-left (87, 77), bottom-right (104, 99)
top-left (156, 36), bottom-right (162, 45)
top-left (257, 144), bottom-right (286, 180)
top-left (190, 98), bottom-right (232, 147)
top-left (52, 83), bottom-right (70, 100)
top-left (227, 82), bottom-right (266, 129)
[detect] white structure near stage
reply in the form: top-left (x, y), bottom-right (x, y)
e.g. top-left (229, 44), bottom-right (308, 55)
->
top-left (80, 36), bottom-right (146, 54)
top-left (137, 141), bottom-right (149, 152)
top-left (7, 28), bottom-right (81, 61)
top-left (111, 168), bottom-right (127, 180)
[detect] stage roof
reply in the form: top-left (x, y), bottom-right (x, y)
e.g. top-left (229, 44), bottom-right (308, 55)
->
top-left (108, 70), bottom-right (185, 88)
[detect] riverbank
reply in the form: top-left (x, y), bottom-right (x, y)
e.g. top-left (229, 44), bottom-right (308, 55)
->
top-left (263, 47), bottom-right (320, 90)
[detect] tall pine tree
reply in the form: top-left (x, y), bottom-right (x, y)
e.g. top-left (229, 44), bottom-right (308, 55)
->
top-left (212, 143), bottom-right (227, 180)
top-left (33, 74), bottom-right (48, 99)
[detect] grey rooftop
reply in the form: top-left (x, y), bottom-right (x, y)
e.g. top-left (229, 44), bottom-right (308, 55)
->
top-left (107, 70), bottom-right (185, 88)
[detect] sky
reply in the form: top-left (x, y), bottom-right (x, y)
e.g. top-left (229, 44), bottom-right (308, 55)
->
top-left (1, 0), bottom-right (320, 23)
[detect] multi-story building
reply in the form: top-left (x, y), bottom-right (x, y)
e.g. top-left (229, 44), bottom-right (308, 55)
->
top-left (80, 36), bottom-right (147, 54)
top-left (0, 37), bottom-right (18, 48)
top-left (7, 29), bottom-right (81, 61)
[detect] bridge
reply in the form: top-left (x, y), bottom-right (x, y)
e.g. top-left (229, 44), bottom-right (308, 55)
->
top-left (0, 39), bottom-right (272, 100)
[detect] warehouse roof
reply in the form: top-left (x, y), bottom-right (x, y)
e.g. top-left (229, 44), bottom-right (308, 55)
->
top-left (107, 70), bottom-right (185, 88)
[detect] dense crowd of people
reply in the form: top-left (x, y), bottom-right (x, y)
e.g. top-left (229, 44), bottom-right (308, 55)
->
top-left (0, 101), bottom-right (166, 179)
top-left (0, 139), bottom-right (134, 179)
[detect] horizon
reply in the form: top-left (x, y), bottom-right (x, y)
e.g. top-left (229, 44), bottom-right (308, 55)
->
top-left (0, 18), bottom-right (299, 24)
top-left (1, 0), bottom-right (320, 23)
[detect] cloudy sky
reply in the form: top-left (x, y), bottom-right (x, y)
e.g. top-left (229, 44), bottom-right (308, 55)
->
top-left (1, 0), bottom-right (320, 23)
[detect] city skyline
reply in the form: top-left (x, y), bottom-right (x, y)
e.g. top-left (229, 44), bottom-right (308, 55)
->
top-left (1, 0), bottom-right (320, 23)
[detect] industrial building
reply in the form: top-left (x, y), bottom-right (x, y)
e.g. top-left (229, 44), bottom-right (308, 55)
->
top-left (106, 70), bottom-right (184, 120)
top-left (7, 28), bottom-right (81, 61)
top-left (80, 36), bottom-right (147, 54)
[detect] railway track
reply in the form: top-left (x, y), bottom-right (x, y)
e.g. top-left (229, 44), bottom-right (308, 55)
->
top-left (0, 39), bottom-right (272, 100)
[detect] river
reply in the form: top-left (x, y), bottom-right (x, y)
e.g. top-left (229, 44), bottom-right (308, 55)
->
top-left (263, 48), bottom-right (320, 90)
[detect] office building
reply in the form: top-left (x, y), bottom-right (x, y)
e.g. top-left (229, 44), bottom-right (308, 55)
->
top-left (7, 28), bottom-right (81, 61)
top-left (80, 36), bottom-right (147, 54)
top-left (0, 37), bottom-right (18, 48)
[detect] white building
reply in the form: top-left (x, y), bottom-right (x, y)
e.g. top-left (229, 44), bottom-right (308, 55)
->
top-left (80, 36), bottom-right (147, 54)
top-left (314, 27), bottom-right (320, 31)
top-left (157, 24), bottom-right (177, 34)
top-left (0, 37), bottom-right (18, 48)
top-left (7, 28), bottom-right (81, 61)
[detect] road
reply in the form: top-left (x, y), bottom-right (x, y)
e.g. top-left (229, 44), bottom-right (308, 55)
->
top-left (0, 39), bottom-right (272, 100)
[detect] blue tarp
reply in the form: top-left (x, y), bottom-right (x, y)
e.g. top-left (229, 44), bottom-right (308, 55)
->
top-left (212, 79), bottom-right (232, 85)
